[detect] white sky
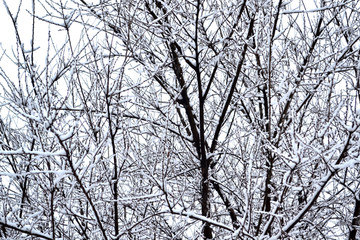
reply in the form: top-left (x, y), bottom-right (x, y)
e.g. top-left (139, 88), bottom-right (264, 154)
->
top-left (0, 1), bottom-right (34, 53)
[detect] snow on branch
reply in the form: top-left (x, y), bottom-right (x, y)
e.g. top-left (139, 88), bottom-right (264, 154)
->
top-left (0, 218), bottom-right (52, 240)
top-left (171, 208), bottom-right (234, 232)
top-left (282, 3), bottom-right (347, 14)
top-left (0, 148), bottom-right (66, 156)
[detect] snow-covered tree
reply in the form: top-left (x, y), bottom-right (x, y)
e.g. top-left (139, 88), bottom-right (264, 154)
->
top-left (1, 0), bottom-right (360, 239)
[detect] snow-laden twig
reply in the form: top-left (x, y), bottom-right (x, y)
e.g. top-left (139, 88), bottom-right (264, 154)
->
top-left (0, 148), bottom-right (66, 156)
top-left (282, 3), bottom-right (347, 14)
top-left (171, 208), bottom-right (234, 232)
top-left (0, 217), bottom-right (52, 240)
